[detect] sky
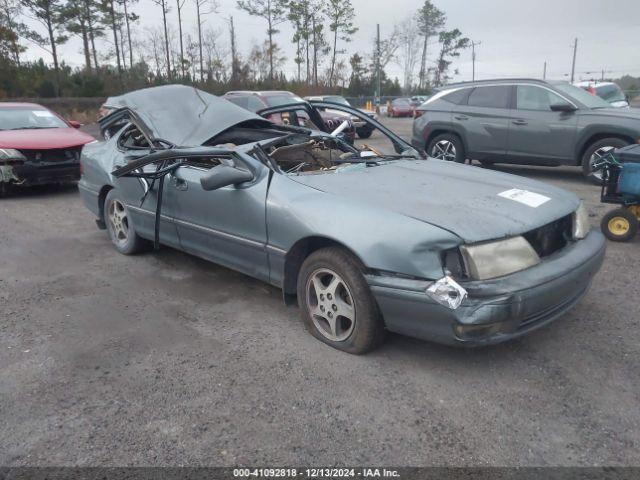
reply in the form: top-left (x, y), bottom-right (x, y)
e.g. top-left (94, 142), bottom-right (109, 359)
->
top-left (20, 0), bottom-right (640, 83)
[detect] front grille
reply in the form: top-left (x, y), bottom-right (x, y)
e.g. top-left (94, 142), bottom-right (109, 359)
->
top-left (19, 147), bottom-right (82, 163)
top-left (523, 214), bottom-right (572, 258)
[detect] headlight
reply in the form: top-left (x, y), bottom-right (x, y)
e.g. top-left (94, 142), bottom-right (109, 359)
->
top-left (0, 148), bottom-right (26, 163)
top-left (460, 236), bottom-right (540, 280)
top-left (573, 202), bottom-right (590, 240)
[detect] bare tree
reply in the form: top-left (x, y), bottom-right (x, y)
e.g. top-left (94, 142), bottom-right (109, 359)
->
top-left (323, 0), bottom-right (356, 87)
top-left (81, 0), bottom-right (104, 69)
top-left (174, 0), bottom-right (186, 77)
top-left (396, 17), bottom-right (421, 91)
top-left (416, 0), bottom-right (445, 89)
top-left (104, 0), bottom-right (126, 80)
top-left (121, 0), bottom-right (137, 68)
top-left (194, 0), bottom-right (218, 82)
top-left (143, 26), bottom-right (165, 77)
top-left (202, 27), bottom-right (228, 82)
top-left (151, 0), bottom-right (171, 79)
top-left (20, 0), bottom-right (69, 94)
top-left (236, 0), bottom-right (286, 84)
top-left (247, 38), bottom-right (285, 82)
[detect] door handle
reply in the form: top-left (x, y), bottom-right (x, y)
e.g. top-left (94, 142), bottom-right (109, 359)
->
top-left (512, 119), bottom-right (528, 126)
top-left (171, 176), bottom-right (188, 191)
top-left (454, 115), bottom-right (469, 120)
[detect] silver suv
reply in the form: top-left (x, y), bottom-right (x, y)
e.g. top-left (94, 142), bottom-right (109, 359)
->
top-left (412, 79), bottom-right (640, 183)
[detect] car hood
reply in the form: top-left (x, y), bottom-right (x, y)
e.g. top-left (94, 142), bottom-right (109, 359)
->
top-left (104, 84), bottom-right (272, 146)
top-left (0, 128), bottom-right (95, 150)
top-left (579, 107), bottom-right (640, 121)
top-left (290, 160), bottom-right (580, 243)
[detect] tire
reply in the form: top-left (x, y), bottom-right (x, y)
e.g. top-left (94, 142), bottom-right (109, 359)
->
top-left (427, 133), bottom-right (466, 163)
top-left (104, 189), bottom-right (148, 255)
top-left (297, 247), bottom-right (385, 354)
top-left (601, 208), bottom-right (638, 242)
top-left (582, 138), bottom-right (629, 185)
top-left (357, 127), bottom-right (373, 139)
top-left (0, 182), bottom-right (9, 198)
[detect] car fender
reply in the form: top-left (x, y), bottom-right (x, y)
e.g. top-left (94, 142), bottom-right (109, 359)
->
top-left (265, 174), bottom-right (462, 290)
top-left (575, 122), bottom-right (639, 163)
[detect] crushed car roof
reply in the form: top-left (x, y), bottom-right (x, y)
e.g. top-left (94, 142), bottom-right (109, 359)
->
top-left (104, 84), bottom-right (272, 146)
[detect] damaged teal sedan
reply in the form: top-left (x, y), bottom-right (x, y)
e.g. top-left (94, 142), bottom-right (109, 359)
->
top-left (79, 85), bottom-right (605, 354)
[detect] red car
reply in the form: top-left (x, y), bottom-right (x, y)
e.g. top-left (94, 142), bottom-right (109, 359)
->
top-left (0, 103), bottom-right (95, 196)
top-left (386, 98), bottom-right (414, 118)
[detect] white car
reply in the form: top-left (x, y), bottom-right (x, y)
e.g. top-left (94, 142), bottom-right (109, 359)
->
top-left (574, 81), bottom-right (630, 108)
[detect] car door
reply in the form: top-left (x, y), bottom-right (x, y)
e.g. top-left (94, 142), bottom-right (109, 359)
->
top-left (168, 153), bottom-right (271, 283)
top-left (507, 84), bottom-right (578, 164)
top-left (452, 85), bottom-right (512, 161)
top-left (109, 122), bottom-right (180, 249)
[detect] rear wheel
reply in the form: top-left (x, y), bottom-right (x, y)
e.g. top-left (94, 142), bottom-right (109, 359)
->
top-left (427, 133), bottom-right (466, 163)
top-left (104, 189), bottom-right (148, 255)
top-left (297, 247), bottom-right (385, 354)
top-left (582, 138), bottom-right (629, 184)
top-left (601, 208), bottom-right (638, 242)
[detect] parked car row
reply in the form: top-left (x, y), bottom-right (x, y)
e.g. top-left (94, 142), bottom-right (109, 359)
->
top-left (72, 84), bottom-right (606, 354)
top-left (2, 80), bottom-right (633, 355)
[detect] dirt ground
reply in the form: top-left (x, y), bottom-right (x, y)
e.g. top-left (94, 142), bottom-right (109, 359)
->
top-left (1, 117), bottom-right (639, 467)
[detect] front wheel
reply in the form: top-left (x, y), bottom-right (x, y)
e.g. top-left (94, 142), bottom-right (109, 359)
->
top-left (427, 133), bottom-right (466, 163)
top-left (104, 189), bottom-right (149, 255)
top-left (582, 138), bottom-right (629, 185)
top-left (297, 247), bottom-right (385, 354)
top-left (601, 208), bottom-right (638, 242)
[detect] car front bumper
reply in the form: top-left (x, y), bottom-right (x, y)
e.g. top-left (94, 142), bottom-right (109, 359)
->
top-left (1, 161), bottom-right (80, 186)
top-left (367, 229), bottom-right (606, 346)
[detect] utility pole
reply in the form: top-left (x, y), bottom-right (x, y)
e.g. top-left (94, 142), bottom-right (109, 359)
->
top-left (570, 38), bottom-right (578, 83)
top-left (376, 24), bottom-right (381, 112)
top-left (543, 61), bottom-right (547, 80)
top-left (229, 16), bottom-right (237, 86)
top-left (470, 40), bottom-right (481, 81)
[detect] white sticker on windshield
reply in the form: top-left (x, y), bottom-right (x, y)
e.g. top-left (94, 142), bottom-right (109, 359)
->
top-left (33, 110), bottom-right (55, 117)
top-left (498, 189), bottom-right (550, 208)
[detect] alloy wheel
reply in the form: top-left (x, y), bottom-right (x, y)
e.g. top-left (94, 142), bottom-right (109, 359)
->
top-left (305, 268), bottom-right (356, 342)
top-left (108, 199), bottom-right (129, 246)
top-left (431, 140), bottom-right (457, 161)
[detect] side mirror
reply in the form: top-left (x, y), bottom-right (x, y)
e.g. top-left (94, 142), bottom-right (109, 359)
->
top-left (200, 164), bottom-right (254, 191)
top-left (68, 120), bottom-right (82, 129)
top-left (550, 102), bottom-right (576, 113)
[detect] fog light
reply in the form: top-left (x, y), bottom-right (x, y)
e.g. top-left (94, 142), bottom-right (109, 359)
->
top-left (426, 276), bottom-right (467, 310)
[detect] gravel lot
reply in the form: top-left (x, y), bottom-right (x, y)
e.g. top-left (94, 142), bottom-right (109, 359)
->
top-left (1, 117), bottom-right (639, 467)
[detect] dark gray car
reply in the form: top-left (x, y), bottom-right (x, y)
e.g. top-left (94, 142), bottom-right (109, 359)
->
top-left (412, 79), bottom-right (640, 183)
top-left (79, 85), bottom-right (605, 354)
